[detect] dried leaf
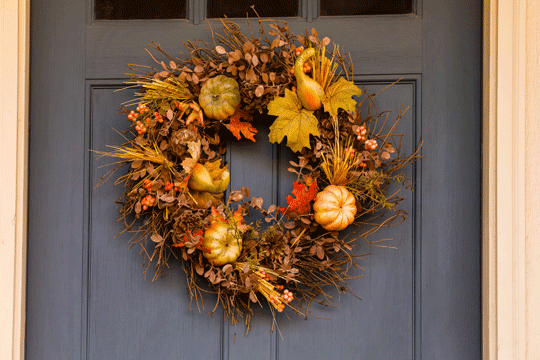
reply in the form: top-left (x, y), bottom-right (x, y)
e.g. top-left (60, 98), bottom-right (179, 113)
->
top-left (251, 54), bottom-right (259, 66)
top-left (316, 245), bottom-right (324, 259)
top-left (196, 264), bottom-right (204, 276)
top-left (246, 68), bottom-right (256, 82)
top-left (131, 160), bottom-right (143, 169)
top-left (216, 46), bottom-right (227, 54)
top-left (228, 191), bottom-right (244, 203)
top-left (222, 264), bottom-right (233, 274)
top-left (181, 140), bottom-right (201, 173)
top-left (260, 52), bottom-right (269, 63)
top-left (284, 221), bottom-right (296, 229)
top-left (255, 85), bottom-right (264, 97)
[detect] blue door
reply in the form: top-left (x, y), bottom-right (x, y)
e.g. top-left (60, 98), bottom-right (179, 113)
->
top-left (27, 0), bottom-right (482, 358)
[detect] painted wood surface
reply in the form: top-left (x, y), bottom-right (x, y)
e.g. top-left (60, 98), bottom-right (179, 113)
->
top-left (26, 0), bottom-right (482, 358)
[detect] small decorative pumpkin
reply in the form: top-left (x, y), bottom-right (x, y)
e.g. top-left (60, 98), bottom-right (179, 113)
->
top-left (199, 75), bottom-right (241, 120)
top-left (313, 185), bottom-right (357, 231)
top-left (202, 208), bottom-right (246, 265)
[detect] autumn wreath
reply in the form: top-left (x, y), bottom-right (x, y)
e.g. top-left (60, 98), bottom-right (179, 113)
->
top-left (97, 16), bottom-right (420, 330)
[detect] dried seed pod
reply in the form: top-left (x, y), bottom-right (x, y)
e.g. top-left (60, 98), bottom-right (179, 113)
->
top-left (170, 128), bottom-right (199, 156)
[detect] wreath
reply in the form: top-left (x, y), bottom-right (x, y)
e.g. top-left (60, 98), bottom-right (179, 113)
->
top-left (97, 16), bottom-right (421, 331)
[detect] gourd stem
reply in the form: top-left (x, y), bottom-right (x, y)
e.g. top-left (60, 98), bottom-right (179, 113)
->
top-left (333, 115), bottom-right (340, 157)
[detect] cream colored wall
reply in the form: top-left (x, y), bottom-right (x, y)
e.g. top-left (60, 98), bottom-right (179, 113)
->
top-left (526, 0), bottom-right (540, 357)
top-left (1, 0), bottom-right (539, 359)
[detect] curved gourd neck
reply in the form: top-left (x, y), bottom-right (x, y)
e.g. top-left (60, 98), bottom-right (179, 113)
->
top-left (294, 48), bottom-right (316, 81)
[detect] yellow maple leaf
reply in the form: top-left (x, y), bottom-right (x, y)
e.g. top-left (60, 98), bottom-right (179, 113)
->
top-left (322, 77), bottom-right (362, 117)
top-left (268, 89), bottom-right (320, 153)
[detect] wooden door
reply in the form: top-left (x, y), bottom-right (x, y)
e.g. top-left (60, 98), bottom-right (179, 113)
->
top-left (26, 0), bottom-right (482, 358)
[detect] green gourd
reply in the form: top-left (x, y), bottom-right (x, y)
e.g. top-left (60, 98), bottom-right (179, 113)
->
top-left (294, 48), bottom-right (325, 111)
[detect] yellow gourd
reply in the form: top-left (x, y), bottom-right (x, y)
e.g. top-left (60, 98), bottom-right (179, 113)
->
top-left (188, 161), bottom-right (230, 194)
top-left (294, 48), bottom-right (325, 111)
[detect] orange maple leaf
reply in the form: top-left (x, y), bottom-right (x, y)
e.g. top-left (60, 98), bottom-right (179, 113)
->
top-left (281, 179), bottom-right (318, 216)
top-left (210, 206), bottom-right (227, 223)
top-left (232, 206), bottom-right (248, 233)
top-left (228, 108), bottom-right (257, 142)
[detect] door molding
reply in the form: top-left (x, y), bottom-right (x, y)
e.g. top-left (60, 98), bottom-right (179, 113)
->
top-left (2, 0), bottom-right (537, 358)
top-left (482, 0), bottom-right (536, 358)
top-left (0, 0), bottom-right (29, 359)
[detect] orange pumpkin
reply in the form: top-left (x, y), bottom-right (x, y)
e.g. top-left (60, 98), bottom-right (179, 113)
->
top-left (313, 185), bottom-right (357, 231)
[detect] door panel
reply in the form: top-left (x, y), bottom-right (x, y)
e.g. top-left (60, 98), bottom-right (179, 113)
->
top-left (88, 83), bottom-right (221, 359)
top-left (27, 0), bottom-right (482, 358)
top-left (85, 18), bottom-right (422, 79)
top-left (86, 80), bottom-right (417, 358)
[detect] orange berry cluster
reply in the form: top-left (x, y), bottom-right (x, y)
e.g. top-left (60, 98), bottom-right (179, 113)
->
top-left (295, 46), bottom-right (304, 56)
top-left (136, 104), bottom-right (148, 113)
top-left (154, 111), bottom-right (163, 123)
top-left (256, 269), bottom-right (271, 281)
top-left (281, 289), bottom-right (294, 303)
top-left (127, 110), bottom-right (139, 120)
top-left (130, 104), bottom-right (165, 135)
top-left (141, 195), bottom-right (155, 210)
top-left (268, 294), bottom-right (286, 313)
top-left (135, 120), bottom-right (147, 135)
top-left (164, 181), bottom-right (173, 191)
top-left (354, 125), bottom-right (367, 141)
top-left (359, 162), bottom-right (368, 168)
top-left (303, 62), bottom-right (311, 73)
top-left (143, 179), bottom-right (152, 190)
top-left (365, 139), bottom-right (378, 150)
top-left (267, 287), bottom-right (294, 313)
top-left (254, 269), bottom-right (294, 313)
top-left (344, 146), bottom-right (356, 159)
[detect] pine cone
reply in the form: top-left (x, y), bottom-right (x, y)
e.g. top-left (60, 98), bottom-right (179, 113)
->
top-left (173, 211), bottom-right (205, 236)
